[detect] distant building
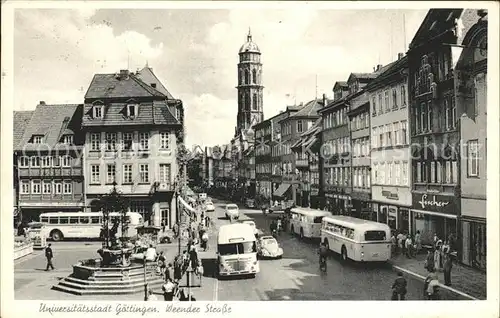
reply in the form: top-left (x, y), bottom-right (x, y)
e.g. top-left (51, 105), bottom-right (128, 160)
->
top-left (366, 53), bottom-right (411, 231)
top-left (456, 10), bottom-right (487, 270)
top-left (82, 67), bottom-right (184, 228)
top-left (14, 103), bottom-right (85, 223)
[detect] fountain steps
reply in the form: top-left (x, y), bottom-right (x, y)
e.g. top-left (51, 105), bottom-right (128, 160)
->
top-left (52, 275), bottom-right (164, 295)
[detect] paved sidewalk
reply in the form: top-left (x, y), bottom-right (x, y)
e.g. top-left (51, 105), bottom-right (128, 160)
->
top-left (390, 253), bottom-right (486, 300)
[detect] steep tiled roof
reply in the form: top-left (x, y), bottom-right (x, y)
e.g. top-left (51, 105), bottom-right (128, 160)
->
top-left (16, 104), bottom-right (82, 151)
top-left (84, 72), bottom-right (166, 100)
top-left (13, 111), bottom-right (34, 149)
top-left (136, 66), bottom-right (175, 99)
top-left (291, 99), bottom-right (322, 118)
top-left (82, 101), bottom-right (180, 127)
top-left (365, 56), bottom-right (408, 91)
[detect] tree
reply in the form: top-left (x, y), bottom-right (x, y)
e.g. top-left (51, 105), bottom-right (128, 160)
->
top-left (98, 182), bottom-right (130, 249)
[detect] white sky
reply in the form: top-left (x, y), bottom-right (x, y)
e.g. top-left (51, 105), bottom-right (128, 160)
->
top-left (13, 7), bottom-right (428, 147)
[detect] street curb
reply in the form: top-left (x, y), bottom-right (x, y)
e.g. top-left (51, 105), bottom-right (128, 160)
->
top-left (391, 264), bottom-right (478, 300)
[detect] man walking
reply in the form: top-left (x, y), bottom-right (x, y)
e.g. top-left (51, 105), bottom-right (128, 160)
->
top-left (443, 253), bottom-right (453, 286)
top-left (45, 243), bottom-right (54, 271)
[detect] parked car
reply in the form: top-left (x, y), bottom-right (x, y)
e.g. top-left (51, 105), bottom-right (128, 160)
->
top-left (225, 204), bottom-right (240, 220)
top-left (205, 201), bottom-right (215, 212)
top-left (257, 236), bottom-right (283, 259)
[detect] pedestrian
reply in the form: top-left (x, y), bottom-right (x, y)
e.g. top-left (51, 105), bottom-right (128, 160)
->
top-left (165, 262), bottom-right (175, 282)
top-left (443, 253), bottom-right (453, 286)
top-left (189, 244), bottom-right (198, 270)
top-left (396, 231), bottom-right (404, 255)
top-left (391, 272), bottom-right (407, 300)
top-left (448, 232), bottom-right (456, 252)
top-left (45, 243), bottom-right (55, 271)
top-left (147, 289), bottom-right (158, 301)
top-left (390, 233), bottom-right (397, 255)
top-left (158, 251), bottom-right (166, 277)
top-left (433, 233), bottom-right (439, 249)
top-left (405, 235), bottom-right (413, 258)
top-left (425, 271), bottom-right (440, 300)
top-left (401, 232), bottom-right (407, 255)
top-left (161, 220), bottom-right (166, 233)
top-left (145, 244), bottom-right (157, 262)
top-left (414, 230), bottom-right (422, 254)
top-left (433, 247), bottom-right (441, 272)
top-left (425, 249), bottom-right (435, 272)
top-left (173, 223), bottom-right (179, 238)
top-left (162, 279), bottom-right (176, 301)
top-left (174, 256), bottom-right (183, 281)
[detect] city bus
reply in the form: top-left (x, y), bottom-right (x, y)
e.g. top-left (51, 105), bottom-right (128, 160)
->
top-left (39, 212), bottom-right (144, 241)
top-left (320, 215), bottom-right (392, 262)
top-left (288, 207), bottom-right (331, 239)
top-left (216, 223), bottom-right (259, 278)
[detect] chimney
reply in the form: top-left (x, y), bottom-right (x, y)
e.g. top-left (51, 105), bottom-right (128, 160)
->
top-left (39, 101), bottom-right (46, 105)
top-left (119, 69), bottom-right (130, 79)
top-left (398, 53), bottom-right (404, 60)
top-left (151, 83), bottom-right (157, 88)
top-left (322, 93), bottom-right (327, 108)
top-left (376, 64), bottom-right (383, 71)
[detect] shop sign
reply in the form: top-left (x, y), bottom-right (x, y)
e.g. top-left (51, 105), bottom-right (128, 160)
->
top-left (412, 193), bottom-right (458, 215)
top-left (382, 190), bottom-right (399, 200)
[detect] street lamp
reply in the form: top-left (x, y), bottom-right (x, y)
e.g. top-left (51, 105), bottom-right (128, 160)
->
top-left (143, 255), bottom-right (148, 301)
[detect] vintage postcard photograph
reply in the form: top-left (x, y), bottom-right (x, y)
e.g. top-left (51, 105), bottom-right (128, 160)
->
top-left (1, 1), bottom-right (499, 318)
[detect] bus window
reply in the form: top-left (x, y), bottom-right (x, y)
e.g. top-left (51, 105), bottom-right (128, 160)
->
top-left (240, 242), bottom-right (257, 253)
top-left (40, 217), bottom-right (48, 223)
top-left (69, 217), bottom-right (79, 224)
top-left (218, 244), bottom-right (238, 256)
top-left (91, 217), bottom-right (100, 224)
top-left (49, 217), bottom-right (58, 224)
top-left (365, 231), bottom-right (386, 241)
top-left (79, 217), bottom-right (90, 224)
top-left (313, 216), bottom-right (323, 223)
top-left (60, 217), bottom-right (69, 224)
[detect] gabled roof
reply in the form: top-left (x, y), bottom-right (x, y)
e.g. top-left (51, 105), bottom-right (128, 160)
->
top-left (333, 81), bottom-right (348, 90)
top-left (16, 104), bottom-right (82, 151)
top-left (136, 66), bottom-right (175, 99)
top-left (13, 111), bottom-right (34, 149)
top-left (292, 118), bottom-right (322, 150)
top-left (365, 56), bottom-right (409, 92)
top-left (84, 72), bottom-right (167, 100)
top-left (290, 99), bottom-right (322, 118)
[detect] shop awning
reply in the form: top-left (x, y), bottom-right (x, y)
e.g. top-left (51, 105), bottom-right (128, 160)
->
top-left (273, 183), bottom-right (291, 198)
top-left (179, 196), bottom-right (196, 214)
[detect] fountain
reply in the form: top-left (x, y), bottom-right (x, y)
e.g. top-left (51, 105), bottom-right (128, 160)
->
top-left (52, 184), bottom-right (164, 296)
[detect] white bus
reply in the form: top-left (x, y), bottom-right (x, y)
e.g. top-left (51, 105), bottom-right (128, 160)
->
top-left (216, 223), bottom-right (259, 278)
top-left (289, 207), bottom-right (331, 239)
top-left (39, 212), bottom-right (144, 241)
top-left (320, 215), bottom-right (392, 262)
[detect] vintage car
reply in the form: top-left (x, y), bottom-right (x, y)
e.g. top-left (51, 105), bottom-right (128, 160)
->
top-left (257, 235), bottom-right (283, 259)
top-left (225, 204), bottom-right (240, 220)
top-left (205, 201), bottom-right (215, 212)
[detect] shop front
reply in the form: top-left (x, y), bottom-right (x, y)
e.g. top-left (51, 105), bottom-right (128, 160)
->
top-left (372, 186), bottom-right (412, 233)
top-left (460, 197), bottom-right (486, 270)
top-left (325, 192), bottom-right (351, 215)
top-left (351, 191), bottom-right (372, 220)
top-left (411, 193), bottom-right (459, 246)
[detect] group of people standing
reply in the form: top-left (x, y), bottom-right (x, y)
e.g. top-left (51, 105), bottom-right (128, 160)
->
top-left (391, 230), bottom-right (422, 258)
top-left (425, 234), bottom-right (454, 287)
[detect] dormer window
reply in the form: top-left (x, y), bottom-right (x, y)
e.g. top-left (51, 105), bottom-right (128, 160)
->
top-left (93, 106), bottom-right (103, 118)
top-left (126, 104), bottom-right (138, 118)
top-left (31, 135), bottom-right (43, 144)
top-left (62, 134), bottom-right (73, 145)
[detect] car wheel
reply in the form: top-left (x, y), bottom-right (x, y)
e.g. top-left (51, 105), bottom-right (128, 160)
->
top-left (341, 246), bottom-right (348, 261)
top-left (51, 230), bottom-right (63, 241)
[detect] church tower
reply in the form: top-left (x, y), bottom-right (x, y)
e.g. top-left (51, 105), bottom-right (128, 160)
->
top-left (235, 28), bottom-right (264, 136)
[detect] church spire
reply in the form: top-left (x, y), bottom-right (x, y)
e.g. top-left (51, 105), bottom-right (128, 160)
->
top-left (247, 27), bottom-right (252, 42)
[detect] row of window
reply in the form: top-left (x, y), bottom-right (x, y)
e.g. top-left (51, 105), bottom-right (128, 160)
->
top-left (239, 68), bottom-right (260, 85)
top-left (413, 96), bottom-right (457, 134)
top-left (29, 134), bottom-right (74, 145)
top-left (89, 163), bottom-right (171, 185)
top-left (352, 167), bottom-right (371, 189)
top-left (19, 156), bottom-right (75, 168)
top-left (323, 107), bottom-right (348, 130)
top-left (272, 143), bottom-right (292, 157)
top-left (310, 171), bottom-right (320, 185)
top-left (371, 84), bottom-right (407, 117)
top-left (255, 126), bottom-right (271, 139)
top-left (414, 160), bottom-right (458, 184)
top-left (350, 112), bottom-right (370, 131)
top-left (20, 180), bottom-right (73, 195)
top-left (241, 92), bottom-right (261, 111)
top-left (372, 121), bottom-right (408, 148)
top-left (255, 143), bottom-right (271, 156)
top-left (325, 167), bottom-right (350, 186)
top-left (352, 137), bottom-right (370, 158)
top-left (323, 222), bottom-right (356, 240)
top-left (89, 131), bottom-right (171, 152)
top-left (256, 163), bottom-right (272, 174)
top-left (323, 137), bottom-right (350, 155)
top-left (282, 120), bottom-right (313, 136)
top-left (372, 161), bottom-right (409, 186)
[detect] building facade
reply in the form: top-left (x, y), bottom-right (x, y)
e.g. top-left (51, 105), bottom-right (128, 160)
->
top-left (456, 10), bottom-right (487, 270)
top-left (408, 9), bottom-right (478, 245)
top-left (236, 29), bottom-right (264, 136)
top-left (14, 103), bottom-right (85, 223)
top-left (319, 82), bottom-right (351, 213)
top-left (82, 67), bottom-right (183, 228)
top-left (367, 54), bottom-right (412, 231)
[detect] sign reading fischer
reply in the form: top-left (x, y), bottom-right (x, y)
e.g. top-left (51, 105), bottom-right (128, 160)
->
top-left (412, 193), bottom-right (458, 215)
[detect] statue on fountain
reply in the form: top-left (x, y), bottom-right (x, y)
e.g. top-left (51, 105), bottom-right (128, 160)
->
top-left (95, 182), bottom-right (134, 267)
